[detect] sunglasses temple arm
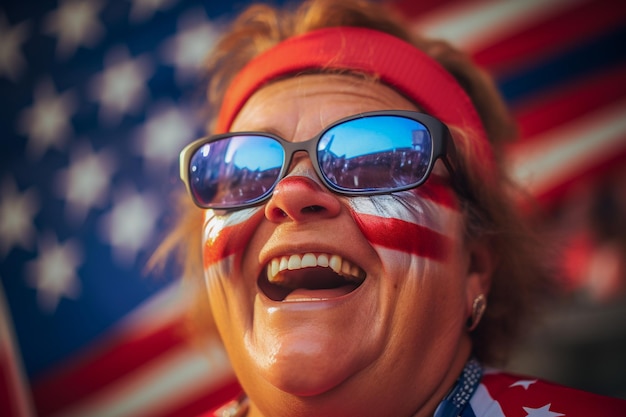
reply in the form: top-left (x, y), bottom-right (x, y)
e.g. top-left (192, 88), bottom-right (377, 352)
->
top-left (442, 133), bottom-right (473, 201)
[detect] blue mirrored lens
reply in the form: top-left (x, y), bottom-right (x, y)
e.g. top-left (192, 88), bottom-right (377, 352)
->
top-left (317, 116), bottom-right (432, 191)
top-left (189, 135), bottom-right (284, 207)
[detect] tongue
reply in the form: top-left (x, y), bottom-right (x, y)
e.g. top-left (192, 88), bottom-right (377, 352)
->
top-left (283, 284), bottom-right (359, 301)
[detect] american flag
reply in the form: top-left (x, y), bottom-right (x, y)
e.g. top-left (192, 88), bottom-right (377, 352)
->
top-left (0, 0), bottom-right (624, 416)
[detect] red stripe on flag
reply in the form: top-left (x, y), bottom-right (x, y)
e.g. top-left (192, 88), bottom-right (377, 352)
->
top-left (0, 349), bottom-right (20, 417)
top-left (157, 379), bottom-right (241, 417)
top-left (533, 142), bottom-right (626, 208)
top-left (513, 64), bottom-right (626, 140)
top-left (473, 0), bottom-right (626, 74)
top-left (1, 284), bottom-right (34, 417)
top-left (31, 319), bottom-right (187, 416)
top-left (353, 214), bottom-right (451, 261)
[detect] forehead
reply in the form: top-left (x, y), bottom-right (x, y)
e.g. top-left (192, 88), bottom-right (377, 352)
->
top-left (230, 74), bottom-right (420, 133)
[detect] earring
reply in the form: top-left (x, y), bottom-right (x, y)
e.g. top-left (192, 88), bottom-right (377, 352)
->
top-left (467, 294), bottom-right (487, 331)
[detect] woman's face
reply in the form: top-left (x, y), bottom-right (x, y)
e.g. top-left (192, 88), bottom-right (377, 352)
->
top-left (203, 74), bottom-right (489, 416)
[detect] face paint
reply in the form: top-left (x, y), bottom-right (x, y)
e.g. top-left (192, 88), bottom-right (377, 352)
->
top-left (203, 207), bottom-right (264, 270)
top-left (347, 178), bottom-right (460, 262)
top-left (198, 74), bottom-right (479, 412)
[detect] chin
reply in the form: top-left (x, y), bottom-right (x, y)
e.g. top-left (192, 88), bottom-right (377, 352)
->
top-left (247, 331), bottom-right (374, 397)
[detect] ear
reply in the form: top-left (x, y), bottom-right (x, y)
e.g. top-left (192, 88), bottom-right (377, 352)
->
top-left (464, 238), bottom-right (495, 324)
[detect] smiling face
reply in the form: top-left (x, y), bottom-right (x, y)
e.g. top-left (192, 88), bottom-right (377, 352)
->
top-left (202, 74), bottom-right (489, 417)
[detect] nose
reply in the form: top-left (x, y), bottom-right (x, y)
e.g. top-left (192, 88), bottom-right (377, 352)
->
top-left (264, 158), bottom-right (342, 223)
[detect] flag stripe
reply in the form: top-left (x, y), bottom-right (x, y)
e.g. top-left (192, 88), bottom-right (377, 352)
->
top-left (46, 342), bottom-right (233, 417)
top-left (30, 282), bottom-right (236, 417)
top-left (32, 320), bottom-right (188, 415)
top-left (508, 98), bottom-right (626, 205)
top-left (473, 0), bottom-right (626, 73)
top-left (0, 283), bottom-right (35, 417)
top-left (30, 283), bottom-right (191, 415)
top-left (408, 0), bottom-right (582, 53)
top-left (512, 64), bottom-right (626, 140)
top-left (156, 379), bottom-right (241, 417)
top-left (496, 24), bottom-right (626, 104)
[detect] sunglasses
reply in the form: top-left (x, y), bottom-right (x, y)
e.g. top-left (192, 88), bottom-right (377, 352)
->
top-left (180, 110), bottom-right (460, 209)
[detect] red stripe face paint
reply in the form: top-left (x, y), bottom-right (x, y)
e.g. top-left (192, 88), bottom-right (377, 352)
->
top-left (347, 182), bottom-right (461, 263)
top-left (203, 207), bottom-right (264, 272)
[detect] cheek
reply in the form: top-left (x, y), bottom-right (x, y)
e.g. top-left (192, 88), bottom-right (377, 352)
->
top-left (202, 208), bottom-right (265, 333)
top-left (347, 184), bottom-right (461, 264)
top-left (348, 187), bottom-right (468, 358)
top-left (202, 207), bottom-right (264, 271)
top-left (202, 207), bottom-right (265, 307)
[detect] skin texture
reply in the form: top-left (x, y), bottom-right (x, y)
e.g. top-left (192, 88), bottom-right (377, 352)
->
top-left (202, 74), bottom-right (493, 417)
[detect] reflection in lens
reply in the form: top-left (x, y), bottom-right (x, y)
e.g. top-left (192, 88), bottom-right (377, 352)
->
top-left (318, 116), bottom-right (432, 191)
top-left (189, 135), bottom-right (284, 207)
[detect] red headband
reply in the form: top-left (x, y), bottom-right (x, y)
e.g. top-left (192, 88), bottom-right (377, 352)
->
top-left (216, 26), bottom-right (492, 161)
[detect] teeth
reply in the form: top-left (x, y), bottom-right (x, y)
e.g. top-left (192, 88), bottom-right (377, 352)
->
top-left (329, 255), bottom-right (342, 274)
top-left (301, 253), bottom-right (317, 268)
top-left (267, 253), bottom-right (365, 283)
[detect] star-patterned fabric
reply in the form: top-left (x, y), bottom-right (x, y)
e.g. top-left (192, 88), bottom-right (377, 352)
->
top-left (469, 370), bottom-right (626, 416)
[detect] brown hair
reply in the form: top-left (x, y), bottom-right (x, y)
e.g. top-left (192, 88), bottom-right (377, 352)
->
top-left (153, 0), bottom-right (554, 365)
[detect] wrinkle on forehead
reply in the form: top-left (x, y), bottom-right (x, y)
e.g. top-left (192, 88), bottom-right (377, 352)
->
top-left (230, 74), bottom-right (419, 140)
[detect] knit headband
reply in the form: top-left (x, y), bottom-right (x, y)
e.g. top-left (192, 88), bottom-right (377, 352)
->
top-left (216, 26), bottom-right (493, 161)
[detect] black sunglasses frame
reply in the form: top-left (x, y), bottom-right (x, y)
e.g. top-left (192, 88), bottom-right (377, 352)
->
top-left (180, 110), bottom-right (460, 210)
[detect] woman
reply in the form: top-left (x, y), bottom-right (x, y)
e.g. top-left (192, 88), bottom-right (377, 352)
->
top-left (161, 0), bottom-right (626, 415)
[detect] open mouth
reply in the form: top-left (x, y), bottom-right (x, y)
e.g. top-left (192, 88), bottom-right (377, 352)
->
top-left (258, 253), bottom-right (366, 302)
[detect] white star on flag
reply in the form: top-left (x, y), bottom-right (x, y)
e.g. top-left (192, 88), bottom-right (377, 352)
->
top-left (25, 232), bottom-right (83, 313)
top-left (98, 186), bottom-right (160, 267)
top-left (510, 379), bottom-right (537, 390)
top-left (17, 78), bottom-right (77, 160)
top-left (160, 8), bottom-right (220, 84)
top-left (89, 46), bottom-right (154, 125)
top-left (54, 141), bottom-right (116, 225)
top-left (523, 403), bottom-right (566, 417)
top-left (129, 0), bottom-right (179, 23)
top-left (43, 0), bottom-right (105, 59)
top-left (135, 101), bottom-right (197, 172)
top-left (0, 178), bottom-right (39, 257)
top-left (0, 13), bottom-right (31, 82)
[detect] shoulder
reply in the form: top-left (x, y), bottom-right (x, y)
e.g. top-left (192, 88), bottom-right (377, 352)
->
top-left (470, 369), bottom-right (626, 417)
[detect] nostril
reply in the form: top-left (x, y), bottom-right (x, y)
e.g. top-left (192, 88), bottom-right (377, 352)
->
top-left (302, 205), bottom-right (324, 213)
top-left (264, 176), bottom-right (342, 222)
top-left (271, 207), bottom-right (288, 218)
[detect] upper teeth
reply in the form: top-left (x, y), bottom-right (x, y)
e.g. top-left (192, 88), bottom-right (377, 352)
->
top-left (267, 253), bottom-right (365, 283)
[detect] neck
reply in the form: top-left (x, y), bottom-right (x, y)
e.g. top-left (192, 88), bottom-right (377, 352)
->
top-left (242, 349), bottom-right (474, 417)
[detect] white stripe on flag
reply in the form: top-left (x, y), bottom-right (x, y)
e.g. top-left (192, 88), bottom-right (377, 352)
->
top-left (115, 279), bottom-right (191, 339)
top-left (49, 340), bottom-right (234, 417)
top-left (507, 98), bottom-right (626, 198)
top-left (411, 0), bottom-right (585, 51)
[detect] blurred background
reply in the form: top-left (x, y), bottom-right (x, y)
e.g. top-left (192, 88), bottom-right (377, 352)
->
top-left (1, 0), bottom-right (625, 416)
